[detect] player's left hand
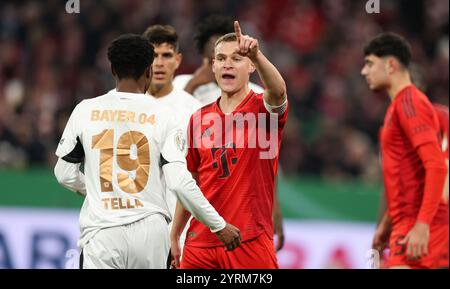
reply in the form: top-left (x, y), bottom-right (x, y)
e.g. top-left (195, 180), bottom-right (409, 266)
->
top-left (399, 222), bottom-right (430, 260)
top-left (234, 21), bottom-right (259, 61)
top-left (273, 208), bottom-right (285, 251)
top-left (170, 238), bottom-right (182, 269)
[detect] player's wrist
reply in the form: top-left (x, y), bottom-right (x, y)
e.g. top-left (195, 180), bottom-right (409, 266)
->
top-left (170, 229), bottom-right (182, 240)
top-left (210, 219), bottom-right (226, 234)
top-left (184, 79), bottom-right (199, 94)
top-left (415, 220), bottom-right (430, 228)
top-left (249, 50), bottom-right (263, 63)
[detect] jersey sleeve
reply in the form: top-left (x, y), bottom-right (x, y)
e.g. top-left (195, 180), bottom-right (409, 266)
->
top-left (186, 114), bottom-right (201, 173)
top-left (396, 92), bottom-right (439, 150)
top-left (160, 112), bottom-right (187, 165)
top-left (55, 103), bottom-right (85, 163)
top-left (258, 94), bottom-right (289, 132)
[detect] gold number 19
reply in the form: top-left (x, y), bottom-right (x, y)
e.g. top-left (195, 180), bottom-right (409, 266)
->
top-left (92, 129), bottom-right (150, 194)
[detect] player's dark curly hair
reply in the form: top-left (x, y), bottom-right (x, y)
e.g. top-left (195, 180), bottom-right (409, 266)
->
top-left (194, 15), bottom-right (234, 54)
top-left (364, 33), bottom-right (412, 67)
top-left (143, 25), bottom-right (179, 52)
top-left (107, 34), bottom-right (154, 80)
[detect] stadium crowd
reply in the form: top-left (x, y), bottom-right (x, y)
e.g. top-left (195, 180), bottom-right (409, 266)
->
top-left (0, 0), bottom-right (448, 182)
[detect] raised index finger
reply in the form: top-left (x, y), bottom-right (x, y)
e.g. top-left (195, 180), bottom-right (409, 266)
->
top-left (234, 21), bottom-right (242, 42)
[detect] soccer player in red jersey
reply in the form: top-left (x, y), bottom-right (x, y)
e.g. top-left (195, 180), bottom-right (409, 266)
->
top-left (433, 103), bottom-right (449, 268)
top-left (362, 33), bottom-right (448, 269)
top-left (170, 21), bottom-right (288, 269)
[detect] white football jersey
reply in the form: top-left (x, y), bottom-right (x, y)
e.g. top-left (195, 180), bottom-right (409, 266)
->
top-left (146, 88), bottom-right (202, 131)
top-left (145, 88), bottom-right (201, 223)
top-left (56, 90), bottom-right (186, 248)
top-left (173, 74), bottom-right (264, 105)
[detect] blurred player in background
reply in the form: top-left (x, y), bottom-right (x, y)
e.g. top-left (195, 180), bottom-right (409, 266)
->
top-left (372, 63), bottom-right (449, 269)
top-left (373, 103), bottom-right (449, 269)
top-left (142, 24), bottom-right (201, 251)
top-left (143, 25), bottom-right (202, 126)
top-left (362, 33), bottom-right (448, 269)
top-left (173, 15), bottom-right (285, 251)
top-left (54, 34), bottom-right (240, 269)
top-left (171, 21), bottom-right (288, 269)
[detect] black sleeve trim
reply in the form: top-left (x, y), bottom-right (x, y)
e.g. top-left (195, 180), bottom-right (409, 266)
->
top-left (79, 250), bottom-right (84, 269)
top-left (166, 248), bottom-right (172, 269)
top-left (62, 137), bottom-right (85, 164)
top-left (160, 154), bottom-right (170, 167)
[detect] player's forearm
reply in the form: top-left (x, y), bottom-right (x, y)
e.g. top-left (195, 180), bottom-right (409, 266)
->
top-left (416, 143), bottom-right (448, 225)
top-left (163, 162), bottom-right (226, 232)
top-left (378, 212), bottom-right (391, 232)
top-left (184, 78), bottom-right (202, 95)
top-left (171, 201), bottom-right (192, 240)
top-left (184, 79), bottom-right (199, 95)
top-left (54, 158), bottom-right (87, 196)
top-left (252, 51), bottom-right (287, 106)
top-left (377, 192), bottom-right (388, 225)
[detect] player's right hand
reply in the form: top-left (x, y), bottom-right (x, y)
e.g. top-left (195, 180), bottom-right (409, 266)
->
top-left (273, 209), bottom-right (285, 252)
top-left (399, 222), bottom-right (430, 260)
top-left (215, 223), bottom-right (241, 251)
top-left (372, 224), bottom-right (391, 254)
top-left (234, 21), bottom-right (259, 61)
top-left (170, 238), bottom-right (181, 269)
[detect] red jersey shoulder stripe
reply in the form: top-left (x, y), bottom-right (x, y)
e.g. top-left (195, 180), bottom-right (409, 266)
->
top-left (401, 87), bottom-right (416, 118)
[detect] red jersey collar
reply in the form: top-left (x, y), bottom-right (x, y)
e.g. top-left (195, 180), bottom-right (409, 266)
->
top-left (213, 90), bottom-right (255, 115)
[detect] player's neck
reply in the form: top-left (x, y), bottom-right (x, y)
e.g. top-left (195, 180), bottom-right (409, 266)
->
top-left (149, 83), bottom-right (173, 98)
top-left (387, 73), bottom-right (412, 102)
top-left (219, 86), bottom-right (250, 113)
top-left (116, 79), bottom-right (146, 94)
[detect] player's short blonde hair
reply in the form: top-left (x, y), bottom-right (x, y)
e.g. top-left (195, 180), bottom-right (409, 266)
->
top-left (214, 33), bottom-right (237, 47)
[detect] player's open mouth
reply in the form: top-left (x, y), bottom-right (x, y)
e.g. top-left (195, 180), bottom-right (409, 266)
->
top-left (221, 73), bottom-right (235, 80)
top-left (154, 72), bottom-right (166, 79)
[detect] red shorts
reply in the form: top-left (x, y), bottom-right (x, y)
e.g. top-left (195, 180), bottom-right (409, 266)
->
top-left (387, 222), bottom-right (449, 269)
top-left (180, 232), bottom-right (278, 269)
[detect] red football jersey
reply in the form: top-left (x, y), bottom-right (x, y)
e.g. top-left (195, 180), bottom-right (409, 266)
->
top-left (380, 85), bottom-right (448, 226)
top-left (434, 103), bottom-right (449, 158)
top-left (185, 90), bottom-right (288, 247)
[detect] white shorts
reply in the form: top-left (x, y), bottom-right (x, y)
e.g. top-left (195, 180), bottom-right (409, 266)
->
top-left (81, 214), bottom-right (170, 269)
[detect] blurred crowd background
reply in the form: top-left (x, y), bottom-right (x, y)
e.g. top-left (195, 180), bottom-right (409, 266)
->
top-left (0, 0), bottom-right (448, 182)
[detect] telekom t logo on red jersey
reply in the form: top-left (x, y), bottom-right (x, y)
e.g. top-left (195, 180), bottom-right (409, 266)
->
top-left (211, 143), bottom-right (238, 178)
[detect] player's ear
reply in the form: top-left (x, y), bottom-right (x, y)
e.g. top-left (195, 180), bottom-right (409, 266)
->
top-left (249, 62), bottom-right (256, 74)
top-left (386, 57), bottom-right (396, 75)
top-left (175, 53), bottom-right (182, 70)
top-left (212, 58), bottom-right (216, 74)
